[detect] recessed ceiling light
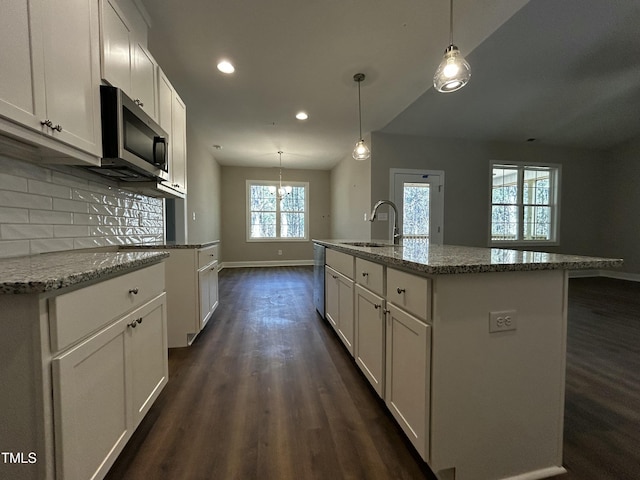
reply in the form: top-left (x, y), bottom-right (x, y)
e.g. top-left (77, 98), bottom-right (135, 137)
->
top-left (295, 111), bottom-right (309, 120)
top-left (217, 60), bottom-right (235, 74)
top-left (212, 144), bottom-right (222, 150)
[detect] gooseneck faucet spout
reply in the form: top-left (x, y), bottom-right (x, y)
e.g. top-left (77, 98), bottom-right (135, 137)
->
top-left (369, 200), bottom-right (401, 245)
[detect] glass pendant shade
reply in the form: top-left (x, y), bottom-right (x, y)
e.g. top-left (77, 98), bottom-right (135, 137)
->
top-left (352, 139), bottom-right (371, 161)
top-left (433, 45), bottom-right (471, 93)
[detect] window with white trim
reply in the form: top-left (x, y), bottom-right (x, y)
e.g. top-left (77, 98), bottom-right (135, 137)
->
top-left (246, 180), bottom-right (309, 241)
top-left (490, 163), bottom-right (560, 245)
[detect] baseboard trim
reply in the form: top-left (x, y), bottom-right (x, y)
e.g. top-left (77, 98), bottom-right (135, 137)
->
top-left (569, 269), bottom-right (640, 282)
top-left (219, 260), bottom-right (314, 270)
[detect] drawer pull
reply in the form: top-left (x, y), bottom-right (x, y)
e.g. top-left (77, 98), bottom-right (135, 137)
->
top-left (51, 124), bottom-right (63, 132)
top-left (383, 309), bottom-right (390, 315)
top-left (41, 119), bottom-right (53, 128)
top-left (361, 272), bottom-right (369, 277)
top-left (129, 288), bottom-right (139, 295)
top-left (128, 318), bottom-right (143, 328)
top-left (397, 287), bottom-right (406, 294)
top-left (374, 304), bottom-right (381, 309)
top-left (332, 274), bottom-right (338, 279)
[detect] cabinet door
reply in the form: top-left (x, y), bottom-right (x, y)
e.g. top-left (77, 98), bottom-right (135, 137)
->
top-left (100, 0), bottom-right (132, 94)
top-left (42, 0), bottom-right (102, 156)
top-left (337, 274), bottom-right (355, 355)
top-left (131, 42), bottom-right (157, 119)
top-left (385, 304), bottom-right (431, 460)
top-left (355, 284), bottom-right (385, 396)
top-left (157, 70), bottom-right (173, 139)
top-left (170, 93), bottom-right (187, 192)
top-left (52, 316), bottom-right (131, 480)
top-left (325, 266), bottom-right (339, 330)
top-left (128, 293), bottom-right (168, 427)
top-left (198, 267), bottom-right (210, 329)
top-left (0, 0), bottom-right (46, 128)
top-left (207, 263), bottom-right (219, 320)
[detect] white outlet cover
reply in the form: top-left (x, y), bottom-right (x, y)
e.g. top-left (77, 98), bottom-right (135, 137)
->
top-left (489, 310), bottom-right (517, 333)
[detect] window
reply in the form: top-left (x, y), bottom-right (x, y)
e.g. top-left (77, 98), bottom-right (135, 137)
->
top-left (490, 163), bottom-right (560, 245)
top-left (247, 180), bottom-right (309, 241)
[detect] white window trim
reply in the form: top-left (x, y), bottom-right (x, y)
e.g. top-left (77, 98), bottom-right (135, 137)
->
top-left (246, 180), bottom-right (310, 242)
top-left (488, 161), bottom-right (562, 247)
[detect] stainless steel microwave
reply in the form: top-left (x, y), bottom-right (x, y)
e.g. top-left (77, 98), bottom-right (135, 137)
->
top-left (88, 85), bottom-right (169, 182)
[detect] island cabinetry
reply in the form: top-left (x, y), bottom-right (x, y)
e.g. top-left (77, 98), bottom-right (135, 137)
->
top-left (100, 0), bottom-right (157, 120)
top-left (51, 290), bottom-right (167, 480)
top-left (384, 267), bottom-right (432, 460)
top-left (325, 249), bottom-right (355, 355)
top-left (0, 0), bottom-right (102, 161)
top-left (354, 284), bottom-right (385, 396)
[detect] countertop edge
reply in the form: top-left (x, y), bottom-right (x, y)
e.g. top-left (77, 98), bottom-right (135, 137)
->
top-left (119, 240), bottom-right (220, 250)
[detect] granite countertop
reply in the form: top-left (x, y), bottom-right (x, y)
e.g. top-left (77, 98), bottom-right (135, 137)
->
top-left (313, 239), bottom-right (623, 275)
top-left (0, 250), bottom-right (169, 294)
top-left (119, 240), bottom-right (220, 250)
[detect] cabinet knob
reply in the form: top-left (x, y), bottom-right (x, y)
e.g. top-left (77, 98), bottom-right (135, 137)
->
top-left (332, 274), bottom-right (338, 279)
top-left (51, 124), bottom-right (63, 132)
top-left (129, 288), bottom-right (139, 295)
top-left (361, 272), bottom-right (368, 277)
top-left (40, 119), bottom-right (53, 128)
top-left (383, 309), bottom-right (390, 315)
top-left (127, 320), bottom-right (137, 328)
top-left (374, 304), bottom-right (381, 309)
top-left (397, 287), bottom-right (406, 294)
top-left (134, 99), bottom-right (144, 107)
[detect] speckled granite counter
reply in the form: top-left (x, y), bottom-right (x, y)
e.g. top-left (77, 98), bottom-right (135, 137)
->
top-left (119, 240), bottom-right (219, 250)
top-left (0, 250), bottom-right (169, 294)
top-left (313, 239), bottom-right (622, 275)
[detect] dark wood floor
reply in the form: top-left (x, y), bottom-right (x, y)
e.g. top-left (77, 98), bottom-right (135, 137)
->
top-left (106, 268), bottom-right (640, 480)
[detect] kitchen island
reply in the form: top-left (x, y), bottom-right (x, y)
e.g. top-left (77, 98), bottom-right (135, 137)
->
top-left (0, 250), bottom-right (169, 480)
top-left (314, 239), bottom-right (622, 480)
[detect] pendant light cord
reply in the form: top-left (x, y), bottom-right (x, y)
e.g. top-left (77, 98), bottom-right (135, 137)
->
top-left (357, 80), bottom-right (363, 141)
top-left (449, 0), bottom-right (454, 46)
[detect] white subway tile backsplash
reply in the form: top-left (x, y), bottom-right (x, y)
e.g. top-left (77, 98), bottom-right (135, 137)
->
top-left (30, 210), bottom-right (73, 225)
top-left (30, 238), bottom-right (75, 254)
top-left (2, 224), bottom-right (53, 240)
top-left (54, 225), bottom-right (90, 238)
top-left (0, 240), bottom-right (30, 257)
top-left (0, 157), bottom-right (164, 258)
top-left (0, 190), bottom-right (53, 210)
top-left (0, 207), bottom-right (29, 224)
top-left (28, 179), bottom-right (72, 199)
top-left (0, 173), bottom-right (28, 192)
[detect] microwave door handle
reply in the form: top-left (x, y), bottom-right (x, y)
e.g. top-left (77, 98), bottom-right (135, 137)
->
top-left (153, 136), bottom-right (167, 168)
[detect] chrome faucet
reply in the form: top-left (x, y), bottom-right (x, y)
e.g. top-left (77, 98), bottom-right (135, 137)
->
top-left (369, 200), bottom-right (401, 245)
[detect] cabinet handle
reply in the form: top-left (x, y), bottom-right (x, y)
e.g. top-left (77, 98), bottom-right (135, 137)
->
top-left (51, 124), bottom-right (62, 132)
top-left (383, 309), bottom-right (390, 315)
top-left (210, 253), bottom-right (216, 256)
top-left (134, 99), bottom-right (144, 107)
top-left (374, 304), bottom-right (381, 309)
top-left (40, 119), bottom-right (53, 128)
top-left (127, 318), bottom-right (143, 328)
top-left (332, 274), bottom-right (338, 279)
top-left (397, 287), bottom-right (406, 294)
top-left (361, 272), bottom-right (369, 277)
top-left (129, 288), bottom-right (139, 295)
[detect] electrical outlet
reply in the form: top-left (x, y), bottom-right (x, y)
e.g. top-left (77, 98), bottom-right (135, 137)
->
top-left (192, 211), bottom-right (196, 221)
top-left (277, 249), bottom-right (282, 256)
top-left (364, 212), bottom-right (367, 221)
top-left (489, 310), bottom-right (517, 333)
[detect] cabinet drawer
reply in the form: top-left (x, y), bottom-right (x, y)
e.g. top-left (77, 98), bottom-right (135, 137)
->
top-left (386, 268), bottom-right (430, 321)
top-left (198, 245), bottom-right (218, 269)
top-left (326, 249), bottom-right (354, 279)
top-left (355, 258), bottom-right (384, 295)
top-left (50, 262), bottom-right (165, 352)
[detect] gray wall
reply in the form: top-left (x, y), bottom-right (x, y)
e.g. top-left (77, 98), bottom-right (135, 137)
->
top-left (221, 166), bottom-right (331, 264)
top-left (185, 124), bottom-right (222, 247)
top-left (602, 139), bottom-right (640, 274)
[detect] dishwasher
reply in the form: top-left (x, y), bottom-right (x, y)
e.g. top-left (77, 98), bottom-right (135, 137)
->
top-left (313, 243), bottom-right (325, 318)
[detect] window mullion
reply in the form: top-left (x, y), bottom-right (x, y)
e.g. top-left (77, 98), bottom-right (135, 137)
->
top-left (518, 167), bottom-right (525, 241)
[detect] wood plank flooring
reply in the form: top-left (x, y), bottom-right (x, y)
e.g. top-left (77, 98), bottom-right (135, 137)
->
top-left (106, 268), bottom-right (640, 480)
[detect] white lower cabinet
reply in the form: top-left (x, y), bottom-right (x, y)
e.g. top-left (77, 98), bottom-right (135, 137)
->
top-left (325, 265), bottom-right (355, 355)
top-left (354, 284), bottom-right (385, 396)
top-left (385, 303), bottom-right (431, 460)
top-left (52, 292), bottom-right (167, 480)
top-left (198, 260), bottom-right (219, 330)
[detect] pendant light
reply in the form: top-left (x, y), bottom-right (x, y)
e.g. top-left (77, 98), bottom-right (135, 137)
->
top-left (352, 73), bottom-right (371, 161)
top-left (275, 151), bottom-right (291, 200)
top-left (433, 0), bottom-right (471, 93)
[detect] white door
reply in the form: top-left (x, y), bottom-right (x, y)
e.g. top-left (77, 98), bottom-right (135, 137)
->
top-left (390, 169), bottom-right (444, 244)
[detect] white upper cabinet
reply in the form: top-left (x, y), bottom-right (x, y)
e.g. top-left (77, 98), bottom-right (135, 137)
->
top-left (100, 0), bottom-right (157, 120)
top-left (158, 69), bottom-right (187, 195)
top-left (0, 0), bottom-right (102, 161)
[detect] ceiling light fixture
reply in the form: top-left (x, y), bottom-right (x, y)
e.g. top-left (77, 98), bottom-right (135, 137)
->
top-left (295, 111), bottom-right (309, 120)
top-left (217, 60), bottom-right (235, 74)
top-left (352, 73), bottom-right (370, 161)
top-left (433, 0), bottom-right (471, 93)
top-left (274, 151), bottom-right (292, 200)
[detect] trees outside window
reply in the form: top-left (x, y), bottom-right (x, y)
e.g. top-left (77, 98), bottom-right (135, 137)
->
top-left (247, 181), bottom-right (308, 241)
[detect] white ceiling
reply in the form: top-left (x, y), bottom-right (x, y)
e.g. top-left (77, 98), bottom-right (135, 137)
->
top-left (141, 0), bottom-right (640, 170)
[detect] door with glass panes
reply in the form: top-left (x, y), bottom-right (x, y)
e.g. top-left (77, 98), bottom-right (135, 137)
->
top-left (390, 169), bottom-right (444, 244)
